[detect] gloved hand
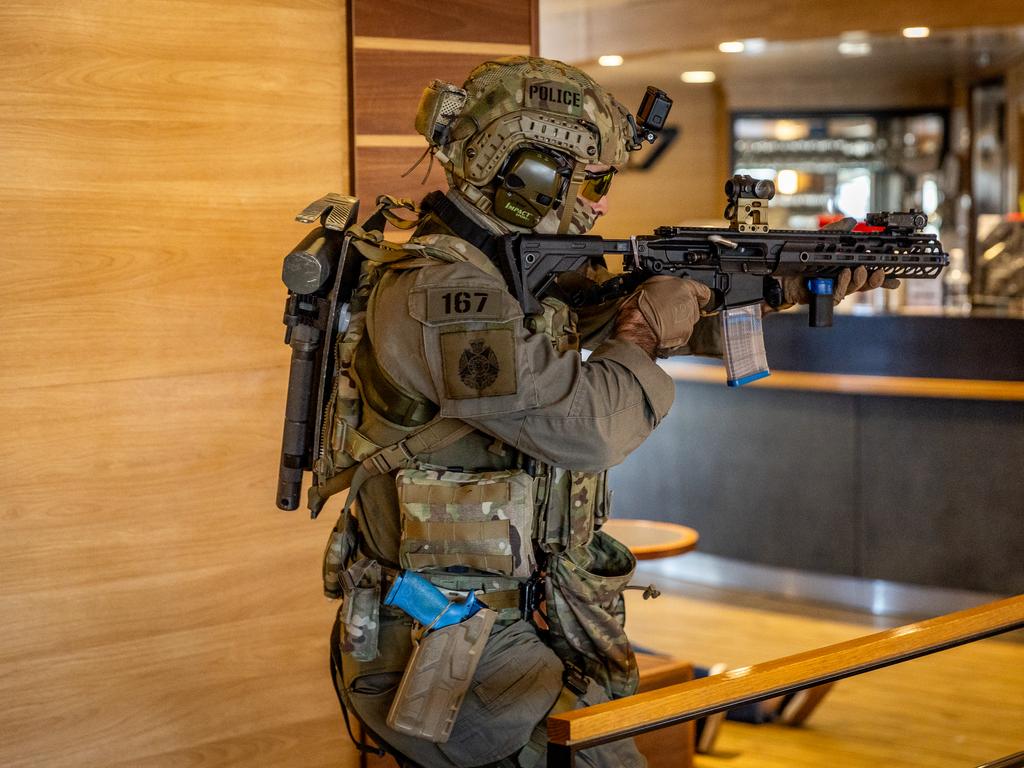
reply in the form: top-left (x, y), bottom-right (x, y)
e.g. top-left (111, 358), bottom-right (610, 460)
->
top-left (777, 265), bottom-right (897, 307)
top-left (774, 217), bottom-right (900, 308)
top-left (613, 275), bottom-right (712, 358)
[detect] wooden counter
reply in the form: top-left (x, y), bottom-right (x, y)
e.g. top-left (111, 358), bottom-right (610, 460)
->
top-left (610, 313), bottom-right (1024, 596)
top-left (756, 312), bottom-right (1024, 383)
top-left (661, 360), bottom-right (1024, 401)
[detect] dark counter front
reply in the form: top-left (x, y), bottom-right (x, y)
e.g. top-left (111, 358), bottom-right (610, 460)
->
top-left (760, 312), bottom-right (1024, 382)
top-left (608, 313), bottom-right (1024, 595)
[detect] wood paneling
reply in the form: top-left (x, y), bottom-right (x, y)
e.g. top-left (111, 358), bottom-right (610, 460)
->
top-left (353, 50), bottom-right (491, 136)
top-left (726, 75), bottom-right (952, 112)
top-left (350, 0), bottom-right (537, 214)
top-left (1, 1), bottom-right (359, 766)
top-left (355, 145), bottom-right (450, 206)
top-left (587, 80), bottom-right (727, 234)
top-left (353, 0), bottom-right (532, 45)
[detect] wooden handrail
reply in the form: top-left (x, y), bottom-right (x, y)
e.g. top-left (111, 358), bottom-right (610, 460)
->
top-left (977, 751), bottom-right (1024, 768)
top-left (547, 595), bottom-right (1024, 765)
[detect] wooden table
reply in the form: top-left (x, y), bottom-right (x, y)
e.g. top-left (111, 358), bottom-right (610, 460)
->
top-left (601, 519), bottom-right (699, 560)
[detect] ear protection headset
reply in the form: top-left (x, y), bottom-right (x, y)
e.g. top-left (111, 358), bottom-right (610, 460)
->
top-left (492, 147), bottom-right (619, 229)
top-left (493, 147), bottom-right (571, 228)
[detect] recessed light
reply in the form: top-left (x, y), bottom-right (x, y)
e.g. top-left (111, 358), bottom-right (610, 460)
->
top-left (718, 41), bottom-right (745, 54)
top-left (777, 170), bottom-right (799, 195)
top-left (743, 38), bottom-right (767, 54)
top-left (598, 55), bottom-right (624, 67)
top-left (681, 71), bottom-right (716, 84)
top-left (839, 41), bottom-right (872, 56)
top-left (902, 26), bottom-right (930, 38)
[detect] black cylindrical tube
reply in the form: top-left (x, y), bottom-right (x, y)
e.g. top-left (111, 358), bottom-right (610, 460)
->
top-left (276, 325), bottom-right (320, 510)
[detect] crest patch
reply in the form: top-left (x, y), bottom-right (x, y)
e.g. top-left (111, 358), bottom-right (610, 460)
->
top-left (439, 329), bottom-right (517, 399)
top-left (458, 340), bottom-right (500, 390)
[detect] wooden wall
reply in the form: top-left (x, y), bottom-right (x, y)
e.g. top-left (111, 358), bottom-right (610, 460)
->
top-left (1, 1), bottom-right (538, 766)
top-left (350, 1), bottom-right (538, 206)
top-left (0, 1), bottom-right (357, 766)
top-left (582, 75), bottom-right (730, 233)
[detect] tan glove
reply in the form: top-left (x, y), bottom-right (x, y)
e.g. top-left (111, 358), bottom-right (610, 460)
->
top-left (778, 266), bottom-right (897, 307)
top-left (775, 218), bottom-right (899, 307)
top-left (613, 276), bottom-right (713, 358)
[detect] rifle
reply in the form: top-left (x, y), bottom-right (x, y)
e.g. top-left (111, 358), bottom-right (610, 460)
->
top-left (498, 175), bottom-right (949, 385)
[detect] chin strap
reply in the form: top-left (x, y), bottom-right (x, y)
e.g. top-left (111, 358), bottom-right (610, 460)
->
top-left (557, 163), bottom-right (587, 234)
top-left (420, 190), bottom-right (501, 262)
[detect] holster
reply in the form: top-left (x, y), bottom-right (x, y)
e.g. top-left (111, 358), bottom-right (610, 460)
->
top-left (386, 607), bottom-right (498, 743)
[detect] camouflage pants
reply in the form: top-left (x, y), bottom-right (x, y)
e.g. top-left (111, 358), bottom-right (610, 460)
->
top-left (336, 613), bottom-right (646, 768)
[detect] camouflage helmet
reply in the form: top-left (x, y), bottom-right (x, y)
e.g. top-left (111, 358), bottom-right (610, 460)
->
top-left (416, 56), bottom-right (639, 230)
top-left (451, 56), bottom-right (634, 182)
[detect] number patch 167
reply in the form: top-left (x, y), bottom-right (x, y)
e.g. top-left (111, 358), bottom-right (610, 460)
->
top-left (442, 291), bottom-right (489, 313)
top-left (426, 287), bottom-right (502, 322)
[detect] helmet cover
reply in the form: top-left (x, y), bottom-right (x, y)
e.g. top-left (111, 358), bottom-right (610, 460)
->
top-left (436, 57), bottom-right (636, 207)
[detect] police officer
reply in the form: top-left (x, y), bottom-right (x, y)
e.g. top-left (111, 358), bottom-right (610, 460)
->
top-left (319, 56), bottom-right (886, 768)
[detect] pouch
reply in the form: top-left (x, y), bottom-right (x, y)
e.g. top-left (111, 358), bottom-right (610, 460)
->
top-left (396, 468), bottom-right (536, 578)
top-left (340, 559), bottom-right (382, 662)
top-left (315, 312), bottom-right (367, 481)
top-left (322, 512), bottom-right (358, 599)
top-left (536, 469), bottom-right (610, 553)
top-left (544, 530), bottom-right (639, 699)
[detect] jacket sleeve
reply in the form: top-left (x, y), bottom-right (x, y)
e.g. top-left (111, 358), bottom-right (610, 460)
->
top-left (368, 262), bottom-right (675, 472)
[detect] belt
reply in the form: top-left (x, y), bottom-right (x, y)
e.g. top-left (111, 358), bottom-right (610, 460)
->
top-left (344, 558), bottom-right (543, 621)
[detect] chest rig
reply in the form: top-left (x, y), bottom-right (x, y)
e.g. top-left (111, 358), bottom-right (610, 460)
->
top-left (314, 194), bottom-right (608, 579)
top-left (311, 194), bottom-right (585, 513)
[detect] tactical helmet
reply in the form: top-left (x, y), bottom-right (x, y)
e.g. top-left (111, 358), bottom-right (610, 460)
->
top-left (414, 56), bottom-right (641, 233)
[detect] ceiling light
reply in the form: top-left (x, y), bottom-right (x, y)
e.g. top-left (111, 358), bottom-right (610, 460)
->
top-left (681, 70), bottom-right (716, 84)
top-left (902, 26), bottom-right (930, 38)
top-left (718, 41), bottom-right (745, 53)
top-left (839, 41), bottom-right (872, 56)
top-left (777, 169), bottom-right (799, 195)
top-left (743, 38), bottom-right (767, 54)
top-left (598, 54), bottom-right (623, 67)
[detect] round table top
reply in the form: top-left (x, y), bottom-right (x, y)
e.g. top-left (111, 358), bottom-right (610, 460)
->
top-left (601, 519), bottom-right (699, 560)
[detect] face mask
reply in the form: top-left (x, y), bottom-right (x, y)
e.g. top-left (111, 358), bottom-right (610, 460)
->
top-left (532, 197), bottom-right (600, 235)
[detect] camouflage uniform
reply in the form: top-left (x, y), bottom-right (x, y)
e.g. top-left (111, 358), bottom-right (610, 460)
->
top-left (325, 57), bottom-right (693, 768)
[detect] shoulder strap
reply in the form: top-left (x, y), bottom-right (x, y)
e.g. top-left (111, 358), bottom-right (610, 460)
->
top-left (420, 191), bottom-right (502, 262)
top-left (361, 194), bottom-right (420, 234)
top-left (308, 416), bottom-right (475, 517)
